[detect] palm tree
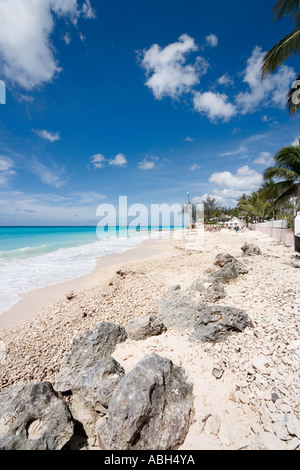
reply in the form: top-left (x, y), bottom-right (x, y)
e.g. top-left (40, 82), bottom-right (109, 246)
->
top-left (261, 0), bottom-right (300, 114)
top-left (237, 192), bottom-right (270, 223)
top-left (264, 143), bottom-right (300, 214)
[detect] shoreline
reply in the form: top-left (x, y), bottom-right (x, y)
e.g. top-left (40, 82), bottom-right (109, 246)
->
top-left (0, 237), bottom-right (174, 332)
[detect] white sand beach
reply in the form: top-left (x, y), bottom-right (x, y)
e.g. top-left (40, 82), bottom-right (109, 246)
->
top-left (0, 229), bottom-right (299, 450)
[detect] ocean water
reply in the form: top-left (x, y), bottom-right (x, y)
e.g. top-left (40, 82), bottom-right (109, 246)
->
top-left (0, 226), bottom-right (175, 315)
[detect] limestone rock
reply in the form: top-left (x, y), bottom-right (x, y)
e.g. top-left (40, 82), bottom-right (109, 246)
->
top-left (126, 314), bottom-right (167, 341)
top-left (257, 431), bottom-right (286, 450)
top-left (158, 292), bottom-right (251, 343)
top-left (55, 322), bottom-right (127, 393)
top-left (208, 260), bottom-right (248, 284)
top-left (284, 413), bottom-right (300, 439)
top-left (214, 253), bottom-right (238, 267)
top-left (0, 382), bottom-right (74, 450)
top-left (97, 353), bottom-right (194, 450)
top-left (190, 278), bottom-right (227, 302)
top-left (70, 357), bottom-right (125, 439)
top-left (241, 243), bottom-right (261, 256)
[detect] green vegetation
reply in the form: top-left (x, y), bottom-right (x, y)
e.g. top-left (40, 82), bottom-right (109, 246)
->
top-left (261, 0), bottom-right (300, 115)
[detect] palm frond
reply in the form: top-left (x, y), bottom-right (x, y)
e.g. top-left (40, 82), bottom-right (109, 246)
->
top-left (273, 0), bottom-right (300, 23)
top-left (273, 146), bottom-right (300, 174)
top-left (261, 27), bottom-right (300, 77)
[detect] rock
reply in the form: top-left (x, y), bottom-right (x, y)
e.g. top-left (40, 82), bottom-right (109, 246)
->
top-left (0, 341), bottom-right (6, 365)
top-left (214, 253), bottom-right (238, 267)
top-left (55, 322), bottom-right (127, 393)
top-left (97, 353), bottom-right (194, 450)
top-left (70, 357), bottom-right (125, 439)
top-left (286, 437), bottom-right (300, 450)
top-left (158, 292), bottom-right (252, 343)
top-left (209, 415), bottom-right (221, 436)
top-left (0, 382), bottom-right (74, 450)
top-left (219, 421), bottom-right (231, 446)
top-left (208, 260), bottom-right (248, 284)
top-left (273, 421), bottom-right (291, 441)
top-left (251, 356), bottom-right (270, 375)
top-left (241, 243), bottom-right (261, 256)
top-left (126, 314), bottom-right (167, 341)
top-left (190, 278), bottom-right (226, 302)
top-left (158, 292), bottom-right (199, 332)
top-left (284, 413), bottom-right (300, 439)
top-left (257, 431), bottom-right (286, 450)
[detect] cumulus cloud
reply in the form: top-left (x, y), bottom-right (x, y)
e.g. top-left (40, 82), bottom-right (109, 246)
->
top-left (0, 0), bottom-right (95, 90)
top-left (205, 34), bottom-right (218, 48)
top-left (138, 156), bottom-right (159, 170)
top-left (90, 153), bottom-right (127, 169)
top-left (209, 165), bottom-right (263, 190)
top-left (32, 129), bottom-right (61, 142)
top-left (236, 46), bottom-right (295, 115)
top-left (193, 91), bottom-right (237, 122)
top-left (217, 73), bottom-right (234, 87)
top-left (90, 154), bottom-right (106, 169)
top-left (253, 151), bottom-right (274, 166)
top-left (108, 153), bottom-right (128, 167)
top-left (139, 34), bottom-right (209, 100)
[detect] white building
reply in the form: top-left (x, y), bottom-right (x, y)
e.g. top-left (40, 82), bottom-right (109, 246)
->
top-left (227, 217), bottom-right (244, 228)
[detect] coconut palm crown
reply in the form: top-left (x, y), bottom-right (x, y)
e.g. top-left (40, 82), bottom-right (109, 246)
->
top-left (264, 140), bottom-right (300, 211)
top-left (262, 1), bottom-right (300, 114)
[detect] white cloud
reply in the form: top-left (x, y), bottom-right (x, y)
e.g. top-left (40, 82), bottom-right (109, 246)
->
top-left (32, 129), bottom-right (61, 142)
top-left (236, 46), bottom-right (295, 115)
top-left (209, 165), bottom-right (263, 191)
top-left (189, 164), bottom-right (200, 171)
top-left (0, 0), bottom-right (95, 90)
top-left (218, 145), bottom-right (246, 157)
top-left (212, 188), bottom-right (252, 207)
top-left (139, 34), bottom-right (209, 100)
top-left (91, 153), bottom-right (106, 169)
top-left (193, 91), bottom-right (237, 122)
top-left (291, 136), bottom-right (300, 146)
top-left (0, 155), bottom-right (16, 186)
top-left (63, 32), bottom-right (71, 45)
top-left (138, 156), bottom-right (159, 170)
top-left (205, 34), bottom-right (218, 48)
top-left (108, 153), bottom-right (127, 167)
top-left (253, 151), bottom-right (274, 166)
top-left (185, 136), bottom-right (195, 142)
top-left (30, 159), bottom-right (67, 188)
top-left (81, 0), bottom-right (96, 18)
top-left (91, 153), bottom-right (127, 169)
top-left (217, 73), bottom-right (233, 86)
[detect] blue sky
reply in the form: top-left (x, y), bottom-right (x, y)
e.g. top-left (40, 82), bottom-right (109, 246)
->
top-left (0, 0), bottom-right (299, 225)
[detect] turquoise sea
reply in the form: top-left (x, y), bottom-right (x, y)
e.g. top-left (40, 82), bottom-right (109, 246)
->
top-left (0, 226), bottom-right (176, 314)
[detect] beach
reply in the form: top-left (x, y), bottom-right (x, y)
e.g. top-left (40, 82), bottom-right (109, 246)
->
top-left (0, 228), bottom-right (299, 450)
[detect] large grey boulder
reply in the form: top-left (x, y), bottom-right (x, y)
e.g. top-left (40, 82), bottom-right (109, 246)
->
top-left (190, 278), bottom-right (226, 302)
top-left (70, 357), bottom-right (125, 439)
top-left (126, 314), bottom-right (167, 341)
top-left (55, 322), bottom-right (127, 393)
top-left (158, 292), bottom-right (251, 342)
top-left (214, 253), bottom-right (238, 267)
top-left (208, 259), bottom-right (248, 284)
top-left (192, 304), bottom-right (252, 342)
top-left (97, 353), bottom-right (194, 450)
top-left (0, 382), bottom-right (74, 450)
top-left (241, 243), bottom-right (262, 256)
